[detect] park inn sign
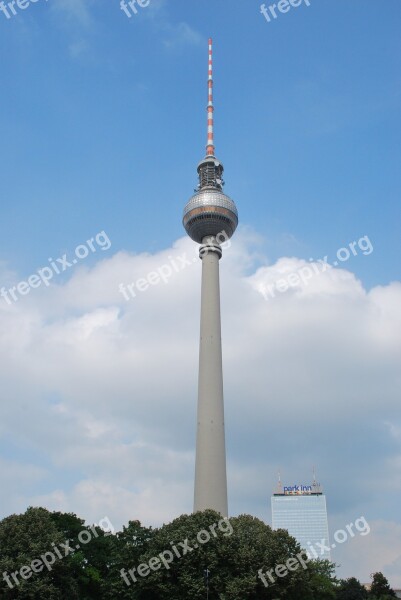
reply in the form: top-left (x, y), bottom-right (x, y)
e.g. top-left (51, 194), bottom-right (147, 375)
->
top-left (283, 485), bottom-right (313, 495)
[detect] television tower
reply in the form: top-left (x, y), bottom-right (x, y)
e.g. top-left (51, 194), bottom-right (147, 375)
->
top-left (183, 39), bottom-right (238, 517)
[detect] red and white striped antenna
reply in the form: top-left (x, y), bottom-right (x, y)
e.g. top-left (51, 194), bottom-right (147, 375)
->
top-left (206, 37), bottom-right (215, 157)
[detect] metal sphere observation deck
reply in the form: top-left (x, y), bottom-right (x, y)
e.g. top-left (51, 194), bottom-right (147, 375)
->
top-left (183, 185), bottom-right (238, 244)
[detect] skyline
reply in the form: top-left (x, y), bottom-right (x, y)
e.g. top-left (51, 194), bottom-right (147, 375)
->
top-left (0, 0), bottom-right (400, 588)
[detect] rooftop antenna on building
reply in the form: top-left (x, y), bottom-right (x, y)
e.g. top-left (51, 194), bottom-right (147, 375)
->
top-left (276, 469), bottom-right (283, 494)
top-left (312, 465), bottom-right (322, 493)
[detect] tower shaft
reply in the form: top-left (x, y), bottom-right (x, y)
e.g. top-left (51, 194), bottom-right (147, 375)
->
top-left (183, 38), bottom-right (237, 518)
top-left (194, 240), bottom-right (228, 517)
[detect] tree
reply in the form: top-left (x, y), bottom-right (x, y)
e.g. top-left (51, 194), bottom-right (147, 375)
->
top-left (129, 510), bottom-right (337, 600)
top-left (0, 507), bottom-right (343, 599)
top-left (0, 507), bottom-right (79, 599)
top-left (307, 559), bottom-right (337, 600)
top-left (0, 507), bottom-right (123, 599)
top-left (336, 577), bottom-right (368, 600)
top-left (50, 510), bottom-right (117, 599)
top-left (101, 519), bottom-right (153, 599)
top-left (369, 572), bottom-right (396, 599)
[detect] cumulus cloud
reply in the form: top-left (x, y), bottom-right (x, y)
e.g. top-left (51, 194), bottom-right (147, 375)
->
top-left (137, 0), bottom-right (203, 48)
top-left (0, 229), bottom-right (400, 585)
top-left (161, 22), bottom-right (204, 49)
top-left (51, 0), bottom-right (94, 27)
top-left (333, 519), bottom-right (401, 587)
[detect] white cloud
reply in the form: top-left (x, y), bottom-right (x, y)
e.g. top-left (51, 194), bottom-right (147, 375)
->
top-left (137, 0), bottom-right (203, 49)
top-left (161, 22), bottom-right (204, 49)
top-left (49, 0), bottom-right (95, 59)
top-left (334, 519), bottom-right (401, 587)
top-left (51, 0), bottom-right (94, 28)
top-left (0, 229), bottom-right (400, 586)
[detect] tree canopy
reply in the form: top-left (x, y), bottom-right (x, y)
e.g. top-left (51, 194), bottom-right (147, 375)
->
top-left (335, 577), bottom-right (369, 600)
top-left (0, 507), bottom-right (395, 600)
top-left (369, 572), bottom-right (396, 599)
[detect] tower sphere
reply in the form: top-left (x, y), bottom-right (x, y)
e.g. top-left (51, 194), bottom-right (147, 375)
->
top-left (182, 36), bottom-right (238, 247)
top-left (183, 187), bottom-right (238, 244)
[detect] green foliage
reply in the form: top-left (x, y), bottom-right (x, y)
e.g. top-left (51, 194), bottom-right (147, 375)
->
top-left (49, 511), bottom-right (117, 599)
top-left (0, 507), bottom-right (394, 600)
top-left (307, 559), bottom-right (337, 600)
top-left (130, 511), bottom-right (336, 600)
top-left (101, 519), bottom-right (153, 599)
top-left (369, 572), bottom-right (396, 598)
top-left (336, 577), bottom-right (368, 600)
top-left (0, 507), bottom-right (79, 599)
top-left (0, 507), bottom-right (125, 599)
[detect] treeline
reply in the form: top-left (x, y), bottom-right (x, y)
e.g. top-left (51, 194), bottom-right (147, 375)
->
top-left (0, 507), bottom-right (396, 599)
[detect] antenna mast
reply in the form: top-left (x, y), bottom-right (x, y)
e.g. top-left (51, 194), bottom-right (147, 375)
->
top-left (206, 38), bottom-right (215, 157)
top-left (277, 469), bottom-right (283, 494)
top-left (196, 38), bottom-right (224, 191)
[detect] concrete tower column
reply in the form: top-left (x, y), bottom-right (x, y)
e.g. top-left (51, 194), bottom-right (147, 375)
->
top-left (194, 238), bottom-right (228, 517)
top-left (182, 39), bottom-right (238, 519)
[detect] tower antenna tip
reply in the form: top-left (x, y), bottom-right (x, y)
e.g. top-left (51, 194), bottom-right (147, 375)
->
top-left (206, 38), bottom-right (215, 156)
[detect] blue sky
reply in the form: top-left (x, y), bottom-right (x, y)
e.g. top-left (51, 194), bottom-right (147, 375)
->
top-left (1, 0), bottom-right (400, 283)
top-left (1, 0), bottom-right (401, 588)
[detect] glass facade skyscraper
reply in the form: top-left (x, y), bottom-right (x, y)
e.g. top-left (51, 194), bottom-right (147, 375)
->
top-left (271, 481), bottom-right (331, 560)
